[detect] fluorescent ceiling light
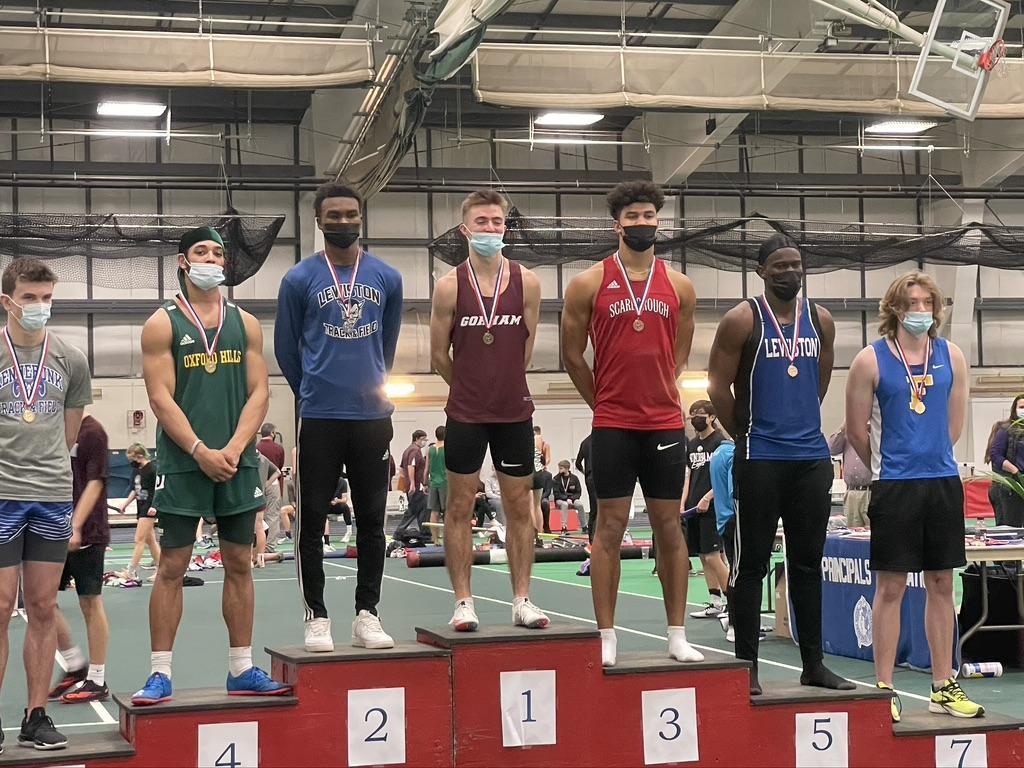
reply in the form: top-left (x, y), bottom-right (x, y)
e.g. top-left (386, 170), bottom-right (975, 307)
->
top-left (97, 101), bottom-right (167, 118)
top-left (865, 119), bottom-right (938, 135)
top-left (534, 112), bottom-right (604, 127)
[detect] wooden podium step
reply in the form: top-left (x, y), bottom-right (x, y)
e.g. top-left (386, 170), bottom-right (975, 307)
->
top-left (267, 642), bottom-right (454, 767)
top-left (416, 622), bottom-right (600, 768)
top-left (114, 688), bottom-right (297, 768)
top-left (0, 728), bottom-right (133, 768)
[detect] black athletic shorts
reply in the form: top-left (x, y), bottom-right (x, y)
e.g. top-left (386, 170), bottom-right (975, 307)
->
top-left (591, 428), bottom-right (686, 500)
top-left (444, 417), bottom-right (534, 477)
top-left (59, 545), bottom-right (105, 597)
top-left (721, 518), bottom-right (736, 571)
top-left (869, 476), bottom-right (966, 572)
top-left (533, 469), bottom-right (551, 492)
top-left (686, 512), bottom-right (722, 556)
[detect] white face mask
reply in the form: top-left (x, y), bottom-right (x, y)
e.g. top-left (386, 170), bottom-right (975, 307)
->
top-left (185, 262), bottom-right (226, 291)
top-left (7, 298), bottom-right (52, 331)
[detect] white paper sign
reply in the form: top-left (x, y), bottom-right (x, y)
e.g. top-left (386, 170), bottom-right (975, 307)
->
top-left (198, 721), bottom-right (259, 768)
top-left (499, 670), bottom-right (557, 747)
top-left (641, 688), bottom-right (699, 765)
top-left (936, 734), bottom-right (988, 768)
top-left (348, 687), bottom-right (406, 767)
top-left (795, 713), bottom-right (848, 767)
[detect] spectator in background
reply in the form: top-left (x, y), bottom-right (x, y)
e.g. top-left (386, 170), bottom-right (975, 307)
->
top-left (473, 480), bottom-right (494, 528)
top-left (990, 394), bottom-right (1024, 527)
top-left (552, 460), bottom-right (585, 531)
top-left (710, 437), bottom-right (737, 642)
top-left (122, 444), bottom-right (160, 581)
top-left (254, 453), bottom-right (281, 566)
top-left (427, 426), bottom-right (447, 545)
top-left (49, 413), bottom-right (112, 704)
top-left (828, 422), bottom-right (872, 529)
top-left (331, 471), bottom-right (353, 545)
top-left (483, 463), bottom-right (506, 525)
top-left (531, 426), bottom-right (552, 534)
top-left (256, 423), bottom-right (284, 471)
top-left (575, 432), bottom-right (597, 542)
top-left (400, 430), bottom-right (430, 530)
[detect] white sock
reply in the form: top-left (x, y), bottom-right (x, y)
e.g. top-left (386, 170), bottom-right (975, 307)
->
top-left (228, 646), bottom-right (253, 678)
top-left (600, 628), bottom-right (617, 667)
top-left (151, 651), bottom-right (172, 678)
top-left (668, 626), bottom-right (704, 663)
top-left (87, 664), bottom-right (105, 686)
top-left (62, 645), bottom-right (87, 671)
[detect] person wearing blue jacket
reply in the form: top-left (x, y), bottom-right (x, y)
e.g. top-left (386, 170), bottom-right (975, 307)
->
top-left (276, 182), bottom-right (403, 653)
top-left (709, 439), bottom-right (736, 641)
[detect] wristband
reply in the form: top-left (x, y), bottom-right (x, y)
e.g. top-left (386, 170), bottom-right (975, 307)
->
top-left (190, 438), bottom-right (204, 456)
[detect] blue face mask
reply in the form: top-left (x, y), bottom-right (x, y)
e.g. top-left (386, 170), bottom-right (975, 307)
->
top-left (469, 233), bottom-right (505, 258)
top-left (11, 300), bottom-right (51, 331)
top-left (901, 311), bottom-right (934, 337)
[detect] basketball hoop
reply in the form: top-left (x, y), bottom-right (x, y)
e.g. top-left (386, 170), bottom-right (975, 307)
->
top-left (978, 38), bottom-right (1007, 72)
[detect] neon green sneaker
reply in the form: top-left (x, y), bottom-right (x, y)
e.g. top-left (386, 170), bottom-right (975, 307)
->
top-left (877, 681), bottom-right (902, 723)
top-left (929, 679), bottom-right (985, 718)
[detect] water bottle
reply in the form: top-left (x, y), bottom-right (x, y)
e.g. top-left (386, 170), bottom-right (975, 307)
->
top-left (975, 518), bottom-right (987, 543)
top-left (961, 662), bottom-right (1003, 678)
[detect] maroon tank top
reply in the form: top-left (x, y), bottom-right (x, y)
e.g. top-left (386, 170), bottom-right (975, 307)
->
top-left (444, 259), bottom-right (535, 424)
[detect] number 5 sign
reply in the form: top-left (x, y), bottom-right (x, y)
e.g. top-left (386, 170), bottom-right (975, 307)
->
top-left (348, 687), bottom-right (406, 767)
top-left (795, 713), bottom-right (848, 767)
top-left (641, 688), bottom-right (699, 765)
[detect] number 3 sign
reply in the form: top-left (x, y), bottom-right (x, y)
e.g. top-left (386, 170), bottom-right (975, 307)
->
top-left (348, 687), bottom-right (406, 767)
top-left (641, 688), bottom-right (699, 764)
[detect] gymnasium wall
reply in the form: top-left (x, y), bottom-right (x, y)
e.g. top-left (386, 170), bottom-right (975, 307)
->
top-left (2, 117), bottom-right (1022, 468)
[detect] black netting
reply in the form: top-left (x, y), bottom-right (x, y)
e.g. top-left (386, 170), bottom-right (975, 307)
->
top-left (0, 211), bottom-right (285, 287)
top-left (429, 210), bottom-right (1024, 272)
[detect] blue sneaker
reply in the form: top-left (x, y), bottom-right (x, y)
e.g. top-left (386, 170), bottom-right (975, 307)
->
top-left (131, 672), bottom-right (173, 706)
top-left (226, 667), bottom-right (292, 697)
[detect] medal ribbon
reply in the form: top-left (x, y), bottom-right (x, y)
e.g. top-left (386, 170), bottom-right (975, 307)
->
top-left (175, 291), bottom-right (225, 365)
top-left (893, 335), bottom-right (931, 405)
top-left (613, 252), bottom-right (656, 320)
top-left (760, 295), bottom-right (802, 369)
top-left (323, 250), bottom-right (362, 321)
top-left (3, 327), bottom-right (49, 414)
top-left (465, 256), bottom-right (505, 332)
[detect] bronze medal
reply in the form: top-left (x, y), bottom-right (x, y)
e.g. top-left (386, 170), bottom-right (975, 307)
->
top-left (204, 357), bottom-right (217, 374)
top-left (787, 364), bottom-right (799, 378)
top-left (483, 331), bottom-right (495, 345)
top-left (22, 410), bottom-right (36, 423)
top-left (913, 400), bottom-right (926, 415)
top-left (633, 318), bottom-right (645, 332)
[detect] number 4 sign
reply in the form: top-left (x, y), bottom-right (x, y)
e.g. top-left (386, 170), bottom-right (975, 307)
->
top-left (936, 734), bottom-right (987, 768)
top-left (348, 687), bottom-right (407, 767)
top-left (795, 713), bottom-right (848, 767)
top-left (198, 722), bottom-right (259, 768)
top-left (641, 688), bottom-right (699, 765)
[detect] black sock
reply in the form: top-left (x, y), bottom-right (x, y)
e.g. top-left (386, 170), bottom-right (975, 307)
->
top-left (801, 662), bottom-right (855, 690)
top-left (324, 535), bottom-right (331, 545)
top-left (749, 664), bottom-right (762, 696)
top-left (709, 588), bottom-right (722, 598)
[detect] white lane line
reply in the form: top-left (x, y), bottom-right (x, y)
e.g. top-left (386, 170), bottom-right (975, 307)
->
top-left (325, 561), bottom-right (930, 704)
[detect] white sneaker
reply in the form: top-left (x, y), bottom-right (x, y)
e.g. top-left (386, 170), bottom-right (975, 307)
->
top-left (304, 617), bottom-right (334, 653)
top-left (726, 626), bottom-right (735, 643)
top-left (513, 599), bottom-right (550, 629)
top-left (341, 529), bottom-right (351, 544)
top-left (450, 600), bottom-right (479, 632)
top-left (352, 610), bottom-right (395, 649)
top-left (689, 602), bottom-right (724, 619)
top-left (323, 543), bottom-right (335, 553)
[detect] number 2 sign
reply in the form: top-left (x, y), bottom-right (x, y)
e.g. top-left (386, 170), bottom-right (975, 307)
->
top-left (348, 687), bottom-right (406, 767)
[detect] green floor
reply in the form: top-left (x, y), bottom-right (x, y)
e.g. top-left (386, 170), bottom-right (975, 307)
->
top-left (2, 537), bottom-right (1021, 739)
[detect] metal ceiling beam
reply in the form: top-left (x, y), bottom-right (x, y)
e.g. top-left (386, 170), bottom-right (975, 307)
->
top-left (6, 0), bottom-right (358, 20)
top-left (494, 12), bottom-right (717, 35)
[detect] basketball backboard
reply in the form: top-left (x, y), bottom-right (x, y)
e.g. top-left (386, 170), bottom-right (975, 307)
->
top-left (908, 0), bottom-right (1011, 120)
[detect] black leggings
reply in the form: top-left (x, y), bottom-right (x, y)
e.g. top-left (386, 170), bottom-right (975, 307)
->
top-left (297, 417), bottom-right (393, 620)
top-left (730, 455), bottom-right (832, 668)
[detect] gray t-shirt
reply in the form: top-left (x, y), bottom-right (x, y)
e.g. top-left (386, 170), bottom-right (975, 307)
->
top-left (0, 331), bottom-right (92, 502)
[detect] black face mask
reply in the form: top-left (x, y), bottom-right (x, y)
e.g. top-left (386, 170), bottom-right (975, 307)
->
top-left (769, 272), bottom-right (802, 302)
top-left (690, 416), bottom-right (708, 433)
top-left (621, 224), bottom-right (658, 252)
top-left (322, 223), bottom-right (361, 249)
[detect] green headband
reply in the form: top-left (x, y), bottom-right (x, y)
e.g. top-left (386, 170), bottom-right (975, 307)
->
top-left (178, 226), bottom-right (224, 257)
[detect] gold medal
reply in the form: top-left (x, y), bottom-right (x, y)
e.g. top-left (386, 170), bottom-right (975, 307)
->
top-left (787, 364), bottom-right (799, 378)
top-left (22, 410), bottom-right (36, 423)
top-left (913, 400), bottom-right (926, 415)
top-left (633, 318), bottom-right (645, 332)
top-left (482, 331), bottom-right (494, 345)
top-left (204, 357), bottom-right (217, 374)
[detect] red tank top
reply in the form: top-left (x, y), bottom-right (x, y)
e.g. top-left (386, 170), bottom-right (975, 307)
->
top-left (590, 255), bottom-right (683, 431)
top-left (445, 259), bottom-right (534, 424)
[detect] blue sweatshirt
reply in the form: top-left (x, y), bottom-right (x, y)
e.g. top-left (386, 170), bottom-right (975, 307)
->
top-left (710, 440), bottom-right (735, 536)
top-left (275, 251), bottom-right (403, 420)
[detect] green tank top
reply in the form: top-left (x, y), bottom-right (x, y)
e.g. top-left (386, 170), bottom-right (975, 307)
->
top-left (428, 444), bottom-right (446, 488)
top-left (155, 298), bottom-right (258, 475)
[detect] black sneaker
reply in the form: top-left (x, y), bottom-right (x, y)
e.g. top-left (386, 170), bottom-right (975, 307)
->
top-left (48, 667), bottom-right (87, 700)
top-left (61, 679), bottom-right (110, 704)
top-left (18, 707), bottom-right (68, 751)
